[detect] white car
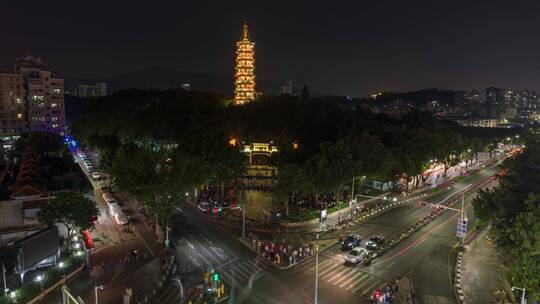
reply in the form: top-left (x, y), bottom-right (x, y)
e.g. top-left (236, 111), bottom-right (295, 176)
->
top-left (197, 202), bottom-right (210, 212)
top-left (92, 172), bottom-right (101, 180)
top-left (344, 247), bottom-right (367, 265)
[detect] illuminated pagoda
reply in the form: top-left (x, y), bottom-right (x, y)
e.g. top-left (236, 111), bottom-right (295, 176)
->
top-left (234, 21), bottom-right (255, 105)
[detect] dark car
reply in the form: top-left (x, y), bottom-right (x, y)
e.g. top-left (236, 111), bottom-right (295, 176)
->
top-left (341, 234), bottom-right (361, 251)
top-left (365, 235), bottom-right (385, 251)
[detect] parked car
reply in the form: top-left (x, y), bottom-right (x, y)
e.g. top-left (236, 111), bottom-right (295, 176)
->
top-left (344, 247), bottom-right (367, 265)
top-left (92, 172), bottom-right (101, 180)
top-left (365, 235), bottom-right (384, 251)
top-left (341, 234), bottom-right (361, 251)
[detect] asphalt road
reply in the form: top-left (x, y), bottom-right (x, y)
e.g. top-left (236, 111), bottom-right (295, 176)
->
top-left (240, 164), bottom-right (499, 304)
top-left (162, 162), bottom-right (500, 304)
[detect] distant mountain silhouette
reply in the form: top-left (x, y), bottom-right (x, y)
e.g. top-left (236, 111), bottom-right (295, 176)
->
top-left (65, 67), bottom-right (282, 97)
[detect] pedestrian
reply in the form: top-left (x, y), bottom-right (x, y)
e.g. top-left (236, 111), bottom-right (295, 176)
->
top-left (289, 254), bottom-right (293, 265)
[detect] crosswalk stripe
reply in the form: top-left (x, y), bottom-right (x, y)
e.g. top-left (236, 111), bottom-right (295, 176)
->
top-left (363, 278), bottom-right (384, 295)
top-left (235, 264), bottom-right (255, 280)
top-left (314, 258), bottom-right (334, 270)
top-left (332, 269), bottom-right (358, 285)
top-left (353, 277), bottom-right (380, 293)
top-left (350, 276), bottom-right (374, 291)
top-left (323, 267), bottom-right (350, 282)
top-left (254, 256), bottom-right (270, 268)
top-left (317, 262), bottom-right (341, 277)
top-left (340, 272), bottom-right (366, 288)
top-left (221, 270), bottom-right (234, 284)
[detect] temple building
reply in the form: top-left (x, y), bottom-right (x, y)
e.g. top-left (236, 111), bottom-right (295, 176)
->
top-left (234, 21), bottom-right (255, 105)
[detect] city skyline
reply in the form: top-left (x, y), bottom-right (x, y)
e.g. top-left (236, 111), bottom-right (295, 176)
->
top-left (2, 1), bottom-right (540, 96)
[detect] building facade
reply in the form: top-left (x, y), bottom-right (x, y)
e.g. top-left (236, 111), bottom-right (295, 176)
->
top-left (234, 21), bottom-right (256, 105)
top-left (78, 82), bottom-right (107, 98)
top-left (15, 56), bottom-right (66, 135)
top-left (0, 73), bottom-right (26, 138)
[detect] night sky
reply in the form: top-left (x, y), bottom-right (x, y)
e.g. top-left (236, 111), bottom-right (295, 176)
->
top-left (2, 0), bottom-right (540, 96)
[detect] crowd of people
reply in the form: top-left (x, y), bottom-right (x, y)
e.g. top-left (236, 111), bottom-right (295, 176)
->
top-left (369, 281), bottom-right (401, 304)
top-left (252, 239), bottom-right (314, 266)
top-left (287, 191), bottom-right (350, 211)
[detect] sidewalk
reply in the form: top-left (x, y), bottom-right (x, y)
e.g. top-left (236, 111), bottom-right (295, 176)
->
top-left (461, 227), bottom-right (513, 303)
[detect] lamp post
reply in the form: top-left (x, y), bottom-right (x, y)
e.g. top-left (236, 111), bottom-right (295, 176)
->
top-left (512, 286), bottom-right (526, 304)
top-left (314, 234), bottom-right (319, 304)
top-left (94, 284), bottom-right (103, 304)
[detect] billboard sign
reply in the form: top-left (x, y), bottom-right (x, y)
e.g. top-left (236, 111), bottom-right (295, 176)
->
top-left (456, 217), bottom-right (468, 238)
top-left (15, 226), bottom-right (59, 275)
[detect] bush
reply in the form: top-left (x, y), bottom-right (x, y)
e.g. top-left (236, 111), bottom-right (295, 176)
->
top-left (17, 282), bottom-right (40, 303)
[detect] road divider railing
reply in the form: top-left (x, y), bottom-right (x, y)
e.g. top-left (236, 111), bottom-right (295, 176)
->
top-left (454, 251), bottom-right (465, 303)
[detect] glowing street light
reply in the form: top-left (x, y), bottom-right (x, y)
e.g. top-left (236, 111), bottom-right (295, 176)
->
top-left (58, 262), bottom-right (65, 268)
top-left (35, 275), bottom-right (43, 282)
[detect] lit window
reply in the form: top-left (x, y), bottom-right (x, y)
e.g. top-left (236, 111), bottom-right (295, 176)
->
top-left (52, 124), bottom-right (58, 128)
top-left (51, 103), bottom-right (58, 107)
top-left (51, 117), bottom-right (58, 121)
top-left (17, 113), bottom-right (22, 119)
top-left (16, 98), bottom-right (21, 103)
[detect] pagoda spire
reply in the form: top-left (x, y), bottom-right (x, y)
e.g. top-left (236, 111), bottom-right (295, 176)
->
top-left (234, 21), bottom-right (255, 105)
top-left (241, 20), bottom-right (250, 41)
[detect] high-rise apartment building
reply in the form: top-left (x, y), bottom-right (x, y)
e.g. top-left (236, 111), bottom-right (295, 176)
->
top-left (234, 21), bottom-right (256, 105)
top-left (15, 56), bottom-right (66, 135)
top-left (0, 73), bottom-right (26, 138)
top-left (78, 82), bottom-right (107, 98)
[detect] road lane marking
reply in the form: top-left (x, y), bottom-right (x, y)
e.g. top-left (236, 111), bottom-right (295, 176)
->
top-left (340, 272), bottom-right (366, 288)
top-left (323, 266), bottom-right (350, 281)
top-left (317, 261), bottom-right (341, 277)
top-left (362, 278), bottom-right (384, 295)
top-left (351, 276), bottom-right (374, 291)
top-left (236, 263), bottom-right (255, 277)
top-left (215, 257), bottom-right (239, 270)
top-left (332, 269), bottom-right (358, 284)
top-left (185, 231), bottom-right (222, 264)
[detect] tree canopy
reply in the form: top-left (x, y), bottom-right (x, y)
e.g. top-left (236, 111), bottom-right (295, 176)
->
top-left (37, 192), bottom-right (99, 252)
top-left (473, 140), bottom-right (540, 300)
top-left (71, 89), bottom-right (519, 217)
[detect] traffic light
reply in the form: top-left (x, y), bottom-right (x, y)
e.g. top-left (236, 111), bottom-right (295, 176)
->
top-left (212, 207), bottom-right (219, 215)
top-left (212, 272), bottom-right (220, 282)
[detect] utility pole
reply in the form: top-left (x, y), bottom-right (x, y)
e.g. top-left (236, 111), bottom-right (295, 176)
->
top-left (314, 234), bottom-right (319, 304)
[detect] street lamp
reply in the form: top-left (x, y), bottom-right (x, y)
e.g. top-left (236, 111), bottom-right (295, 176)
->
top-left (511, 286), bottom-right (526, 304)
top-left (95, 285), bottom-right (104, 304)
